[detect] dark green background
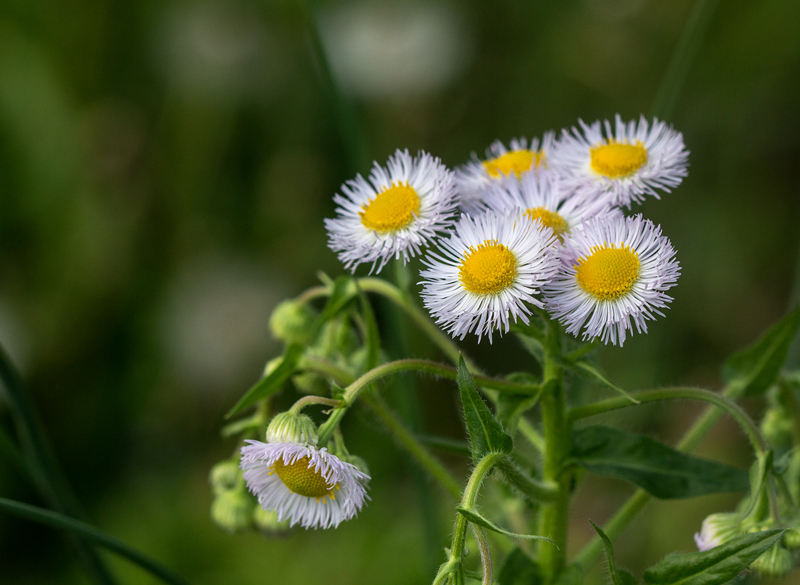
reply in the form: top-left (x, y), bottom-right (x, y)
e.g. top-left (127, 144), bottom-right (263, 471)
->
top-left (0, 0), bottom-right (799, 583)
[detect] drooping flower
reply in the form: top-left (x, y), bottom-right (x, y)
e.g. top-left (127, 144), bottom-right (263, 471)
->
top-left (420, 211), bottom-right (559, 343)
top-left (480, 172), bottom-right (622, 240)
top-left (548, 115), bottom-right (688, 208)
top-left (455, 133), bottom-right (555, 213)
top-left (325, 149), bottom-right (458, 273)
top-left (544, 214), bottom-right (679, 346)
top-left (241, 441), bottom-right (370, 530)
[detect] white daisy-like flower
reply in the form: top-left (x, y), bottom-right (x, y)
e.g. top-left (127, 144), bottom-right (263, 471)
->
top-left (325, 149), bottom-right (458, 273)
top-left (544, 214), bottom-right (679, 346)
top-left (481, 172), bottom-right (622, 240)
top-left (240, 441), bottom-right (370, 530)
top-left (548, 115), bottom-right (689, 208)
top-left (454, 133), bottom-right (555, 213)
top-left (694, 513), bottom-right (741, 551)
top-left (420, 211), bottom-right (559, 343)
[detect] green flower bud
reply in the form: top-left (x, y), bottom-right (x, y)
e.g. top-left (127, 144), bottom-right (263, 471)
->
top-left (694, 512), bottom-right (742, 551)
top-left (760, 407), bottom-right (794, 447)
top-left (209, 460), bottom-right (240, 494)
top-left (319, 317), bottom-right (357, 357)
top-left (269, 300), bottom-right (316, 345)
top-left (751, 543), bottom-right (794, 577)
top-left (253, 506), bottom-right (291, 537)
top-left (266, 412), bottom-right (318, 445)
top-left (211, 490), bottom-right (254, 533)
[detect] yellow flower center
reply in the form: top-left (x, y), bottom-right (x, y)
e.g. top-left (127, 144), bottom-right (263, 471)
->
top-left (524, 207), bottom-right (569, 237)
top-left (575, 243), bottom-right (640, 300)
top-left (273, 456), bottom-right (335, 499)
top-left (483, 149), bottom-right (544, 178)
top-left (590, 141), bottom-right (648, 178)
top-left (359, 183), bottom-right (420, 232)
top-left (459, 240), bottom-right (518, 295)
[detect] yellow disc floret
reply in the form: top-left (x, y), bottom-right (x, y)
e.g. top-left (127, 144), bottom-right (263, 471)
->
top-left (590, 141), bottom-right (648, 178)
top-left (483, 150), bottom-right (543, 178)
top-left (273, 456), bottom-right (334, 498)
top-left (459, 240), bottom-right (518, 295)
top-left (359, 183), bottom-right (420, 232)
top-left (575, 243), bottom-right (640, 300)
top-left (525, 207), bottom-right (569, 238)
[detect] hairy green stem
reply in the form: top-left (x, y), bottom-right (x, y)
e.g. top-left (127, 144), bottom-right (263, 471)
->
top-left (288, 395), bottom-right (343, 414)
top-left (568, 386), bottom-right (767, 455)
top-left (0, 497), bottom-right (189, 585)
top-left (445, 453), bottom-right (507, 585)
top-left (537, 325), bottom-right (570, 583)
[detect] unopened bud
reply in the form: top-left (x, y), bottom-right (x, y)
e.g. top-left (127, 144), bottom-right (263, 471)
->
top-left (269, 300), bottom-right (316, 345)
top-left (209, 460), bottom-right (240, 494)
top-left (694, 512), bottom-right (741, 551)
top-left (760, 407), bottom-right (794, 447)
top-left (783, 527), bottom-right (800, 550)
top-left (266, 412), bottom-right (318, 445)
top-left (211, 490), bottom-right (254, 533)
top-left (751, 543), bottom-right (794, 577)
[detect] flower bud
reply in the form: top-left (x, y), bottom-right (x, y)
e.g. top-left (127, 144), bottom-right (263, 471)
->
top-left (694, 512), bottom-right (741, 551)
top-left (269, 300), bottom-right (316, 345)
top-left (253, 506), bottom-right (291, 537)
top-left (266, 411), bottom-right (318, 445)
top-left (760, 407), bottom-right (794, 447)
top-left (211, 489), bottom-right (254, 533)
top-left (751, 543), bottom-right (794, 577)
top-left (209, 460), bottom-right (240, 494)
top-left (291, 371), bottom-right (329, 395)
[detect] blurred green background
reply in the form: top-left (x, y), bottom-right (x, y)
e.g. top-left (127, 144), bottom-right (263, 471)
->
top-left (0, 0), bottom-right (799, 583)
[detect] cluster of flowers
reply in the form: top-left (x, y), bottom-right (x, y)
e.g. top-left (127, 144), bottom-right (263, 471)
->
top-left (326, 114), bottom-right (687, 345)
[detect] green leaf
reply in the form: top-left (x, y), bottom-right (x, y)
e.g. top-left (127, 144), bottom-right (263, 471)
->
top-left (458, 355), bottom-right (513, 463)
top-left (355, 282), bottom-right (379, 372)
top-left (643, 530), bottom-right (784, 585)
top-left (738, 451), bottom-right (773, 519)
top-left (592, 521), bottom-right (639, 585)
top-left (456, 506), bottom-right (556, 545)
top-left (722, 306), bottom-right (800, 396)
top-left (565, 359), bottom-right (638, 404)
top-left (571, 426), bottom-right (749, 499)
top-left (226, 343), bottom-right (304, 417)
top-left (553, 564), bottom-right (584, 585)
top-left (497, 548), bottom-right (542, 585)
top-left (317, 276), bottom-right (357, 325)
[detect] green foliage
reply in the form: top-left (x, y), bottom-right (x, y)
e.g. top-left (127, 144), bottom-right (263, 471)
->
top-left (642, 530), bottom-right (784, 585)
top-left (497, 548), bottom-right (542, 585)
top-left (592, 522), bottom-right (639, 585)
top-left (496, 372), bottom-right (543, 434)
top-left (571, 426), bottom-right (749, 499)
top-left (457, 355), bottom-right (513, 463)
top-left (456, 506), bottom-right (555, 544)
top-left (562, 358), bottom-right (639, 404)
top-left (355, 282), bottom-right (380, 372)
top-left (722, 307), bottom-right (800, 396)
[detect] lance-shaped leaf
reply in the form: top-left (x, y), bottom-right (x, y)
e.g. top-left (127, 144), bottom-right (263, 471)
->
top-left (456, 506), bottom-right (556, 545)
top-left (498, 548), bottom-right (542, 585)
top-left (457, 355), bottom-right (513, 463)
top-left (355, 282), bottom-right (380, 372)
top-left (571, 426), bottom-right (749, 499)
top-left (566, 359), bottom-right (639, 404)
top-left (643, 530), bottom-right (784, 585)
top-left (592, 522), bottom-right (639, 585)
top-left (722, 306), bottom-right (800, 396)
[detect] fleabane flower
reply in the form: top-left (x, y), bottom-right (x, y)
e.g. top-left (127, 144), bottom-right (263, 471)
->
top-left (240, 441), bottom-right (370, 530)
top-left (548, 115), bottom-right (688, 208)
top-left (325, 149), bottom-right (457, 273)
top-left (420, 211), bottom-right (559, 343)
top-left (455, 133), bottom-right (555, 213)
top-left (481, 172), bottom-right (622, 240)
top-left (544, 214), bottom-right (679, 346)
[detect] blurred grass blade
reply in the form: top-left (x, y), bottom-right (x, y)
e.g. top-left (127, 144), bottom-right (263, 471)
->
top-left (0, 342), bottom-right (117, 584)
top-left (0, 497), bottom-right (190, 585)
top-left (650, 0), bottom-right (722, 119)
